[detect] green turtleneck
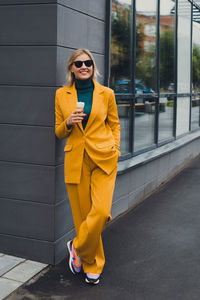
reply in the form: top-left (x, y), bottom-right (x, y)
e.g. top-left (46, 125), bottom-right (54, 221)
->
top-left (75, 77), bottom-right (94, 130)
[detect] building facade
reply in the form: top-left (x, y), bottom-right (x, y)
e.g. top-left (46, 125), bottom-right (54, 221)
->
top-left (0, 0), bottom-right (200, 264)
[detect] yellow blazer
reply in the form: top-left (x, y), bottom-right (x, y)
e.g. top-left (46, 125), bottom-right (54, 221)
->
top-left (55, 80), bottom-right (121, 184)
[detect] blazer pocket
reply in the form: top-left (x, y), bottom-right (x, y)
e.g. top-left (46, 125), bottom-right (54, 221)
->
top-left (95, 141), bottom-right (115, 149)
top-left (64, 144), bottom-right (73, 152)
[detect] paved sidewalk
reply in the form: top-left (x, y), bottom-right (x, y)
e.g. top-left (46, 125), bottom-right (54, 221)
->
top-left (0, 254), bottom-right (47, 300)
top-left (3, 154), bottom-right (200, 300)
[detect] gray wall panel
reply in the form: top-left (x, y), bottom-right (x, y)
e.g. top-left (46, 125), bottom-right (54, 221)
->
top-left (0, 198), bottom-right (54, 241)
top-left (113, 172), bottom-right (130, 202)
top-left (57, 0), bottom-right (89, 16)
top-left (129, 186), bottom-right (145, 208)
top-left (0, 86), bottom-right (55, 126)
top-left (188, 139), bottom-right (200, 157)
top-left (55, 138), bottom-right (65, 165)
top-left (55, 164), bottom-right (67, 203)
top-left (57, 5), bottom-right (105, 53)
top-left (55, 199), bottom-right (74, 240)
top-left (0, 233), bottom-right (54, 264)
top-left (0, 46), bottom-right (56, 86)
top-left (157, 155), bottom-right (170, 186)
top-left (0, 162), bottom-right (55, 204)
top-left (144, 180), bottom-right (157, 196)
top-left (54, 227), bottom-right (75, 265)
top-left (144, 160), bottom-right (159, 184)
top-left (56, 47), bottom-right (73, 86)
top-left (0, 5), bottom-right (57, 45)
top-left (129, 164), bottom-right (146, 190)
top-left (0, 1), bottom-right (56, 4)
top-left (89, 0), bottom-right (106, 21)
top-left (111, 195), bottom-right (129, 219)
top-left (0, 125), bottom-right (55, 165)
top-left (168, 149), bottom-right (185, 176)
top-left (57, 6), bottom-right (88, 49)
top-left (144, 160), bottom-right (159, 194)
top-left (87, 17), bottom-right (105, 54)
top-left (57, 0), bottom-right (106, 20)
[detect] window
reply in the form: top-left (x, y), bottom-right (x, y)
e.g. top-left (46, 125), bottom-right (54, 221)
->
top-left (176, 0), bottom-right (191, 136)
top-left (110, 0), bottom-right (133, 155)
top-left (116, 96), bottom-right (131, 155)
top-left (159, 0), bottom-right (175, 142)
top-left (110, 0), bottom-right (132, 93)
top-left (134, 0), bottom-right (157, 151)
top-left (191, 18), bottom-right (200, 130)
top-left (110, 0), bottom-right (200, 158)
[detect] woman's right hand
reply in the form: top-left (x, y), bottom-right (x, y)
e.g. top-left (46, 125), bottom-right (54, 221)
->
top-left (66, 109), bottom-right (86, 127)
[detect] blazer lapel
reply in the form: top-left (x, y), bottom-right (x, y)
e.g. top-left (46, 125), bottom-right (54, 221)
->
top-left (84, 80), bottom-right (104, 132)
top-left (66, 83), bottom-right (84, 133)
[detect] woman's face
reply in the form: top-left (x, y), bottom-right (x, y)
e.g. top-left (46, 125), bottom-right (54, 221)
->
top-left (71, 53), bottom-right (93, 80)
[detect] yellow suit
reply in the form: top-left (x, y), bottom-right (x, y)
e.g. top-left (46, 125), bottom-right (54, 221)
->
top-left (55, 80), bottom-right (120, 274)
top-left (55, 80), bottom-right (120, 183)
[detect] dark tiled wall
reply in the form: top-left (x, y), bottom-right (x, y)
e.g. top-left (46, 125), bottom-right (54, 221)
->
top-left (0, 0), bottom-right (106, 264)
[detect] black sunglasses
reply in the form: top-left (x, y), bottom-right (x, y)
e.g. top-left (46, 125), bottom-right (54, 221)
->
top-left (73, 60), bottom-right (93, 68)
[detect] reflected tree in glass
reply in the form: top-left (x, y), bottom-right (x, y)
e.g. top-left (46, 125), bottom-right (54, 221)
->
top-left (110, 0), bottom-right (132, 155)
top-left (159, 0), bottom-right (175, 93)
top-left (110, 0), bottom-right (132, 92)
top-left (135, 0), bottom-right (157, 92)
top-left (160, 29), bottom-right (174, 92)
top-left (134, 0), bottom-right (157, 151)
top-left (193, 45), bottom-right (200, 92)
top-left (191, 20), bottom-right (200, 130)
top-left (158, 0), bottom-right (175, 142)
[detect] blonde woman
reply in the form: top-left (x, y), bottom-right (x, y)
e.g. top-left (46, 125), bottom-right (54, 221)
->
top-left (55, 49), bottom-right (120, 285)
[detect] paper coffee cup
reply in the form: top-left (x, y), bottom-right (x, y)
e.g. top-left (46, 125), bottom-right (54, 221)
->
top-left (77, 102), bottom-right (85, 110)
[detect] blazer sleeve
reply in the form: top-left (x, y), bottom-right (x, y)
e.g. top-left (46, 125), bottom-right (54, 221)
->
top-left (107, 89), bottom-right (121, 152)
top-left (55, 90), bottom-right (73, 139)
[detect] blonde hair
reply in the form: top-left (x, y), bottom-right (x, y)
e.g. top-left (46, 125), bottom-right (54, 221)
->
top-left (66, 49), bottom-right (100, 86)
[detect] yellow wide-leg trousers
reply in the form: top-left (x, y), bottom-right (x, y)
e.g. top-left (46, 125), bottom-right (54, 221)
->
top-left (66, 150), bottom-right (117, 274)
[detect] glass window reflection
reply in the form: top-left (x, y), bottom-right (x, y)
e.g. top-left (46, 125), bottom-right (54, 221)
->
top-left (134, 0), bottom-right (157, 151)
top-left (158, 95), bottom-right (174, 141)
top-left (110, 0), bottom-right (200, 157)
top-left (110, 0), bottom-right (132, 93)
top-left (191, 19), bottom-right (200, 130)
top-left (176, 97), bottom-right (190, 135)
top-left (160, 0), bottom-right (175, 93)
top-left (192, 21), bottom-right (200, 93)
top-left (135, 0), bottom-right (157, 92)
top-left (134, 96), bottom-right (156, 151)
top-left (176, 0), bottom-right (191, 136)
top-left (177, 0), bottom-right (191, 94)
top-left (159, 0), bottom-right (175, 142)
top-left (116, 97), bottom-right (131, 155)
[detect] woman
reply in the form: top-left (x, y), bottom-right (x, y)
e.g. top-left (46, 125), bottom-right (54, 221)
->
top-left (55, 49), bottom-right (120, 285)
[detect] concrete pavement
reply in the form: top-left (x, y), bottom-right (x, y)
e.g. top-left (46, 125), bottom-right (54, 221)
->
top-left (0, 254), bottom-right (47, 300)
top-left (3, 154), bottom-right (200, 300)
